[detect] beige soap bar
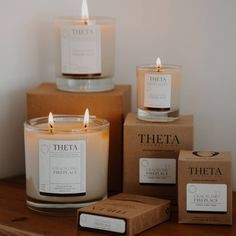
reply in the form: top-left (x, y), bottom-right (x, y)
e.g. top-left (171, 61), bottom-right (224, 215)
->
top-left (77, 193), bottom-right (170, 235)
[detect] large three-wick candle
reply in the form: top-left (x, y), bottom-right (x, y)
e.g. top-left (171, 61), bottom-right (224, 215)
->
top-left (137, 58), bottom-right (181, 122)
top-left (24, 112), bottom-right (109, 214)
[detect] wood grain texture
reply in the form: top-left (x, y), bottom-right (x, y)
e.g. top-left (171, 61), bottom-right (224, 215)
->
top-left (0, 176), bottom-right (235, 236)
top-left (0, 224), bottom-right (43, 236)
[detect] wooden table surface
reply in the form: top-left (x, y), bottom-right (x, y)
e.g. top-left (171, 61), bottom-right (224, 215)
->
top-left (0, 176), bottom-right (235, 236)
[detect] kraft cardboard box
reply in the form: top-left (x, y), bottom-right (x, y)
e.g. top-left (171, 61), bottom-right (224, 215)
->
top-left (178, 150), bottom-right (232, 225)
top-left (123, 113), bottom-right (194, 203)
top-left (77, 193), bottom-right (170, 235)
top-left (26, 83), bottom-right (131, 192)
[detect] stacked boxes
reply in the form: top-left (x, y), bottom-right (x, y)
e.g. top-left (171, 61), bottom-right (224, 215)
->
top-left (123, 113), bottom-right (194, 203)
top-left (27, 84), bottom-right (233, 228)
top-left (23, 1), bottom-right (233, 229)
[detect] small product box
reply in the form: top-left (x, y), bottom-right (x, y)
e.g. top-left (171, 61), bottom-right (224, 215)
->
top-left (178, 150), bottom-right (232, 225)
top-left (77, 193), bottom-right (170, 235)
top-left (123, 113), bottom-right (194, 203)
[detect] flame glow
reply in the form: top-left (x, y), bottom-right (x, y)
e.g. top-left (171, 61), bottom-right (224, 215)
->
top-left (83, 108), bottom-right (89, 129)
top-left (48, 112), bottom-right (54, 132)
top-left (81, 0), bottom-right (89, 20)
top-left (156, 57), bottom-right (162, 69)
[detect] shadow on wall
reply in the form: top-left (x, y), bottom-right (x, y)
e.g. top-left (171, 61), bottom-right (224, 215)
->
top-left (0, 88), bottom-right (28, 179)
top-left (38, 20), bottom-right (58, 83)
top-left (0, 19), bottom-right (57, 179)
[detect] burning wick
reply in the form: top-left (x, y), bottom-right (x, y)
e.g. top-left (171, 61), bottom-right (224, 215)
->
top-left (156, 57), bottom-right (162, 72)
top-left (81, 0), bottom-right (89, 24)
top-left (83, 108), bottom-right (89, 130)
top-left (48, 112), bottom-right (54, 134)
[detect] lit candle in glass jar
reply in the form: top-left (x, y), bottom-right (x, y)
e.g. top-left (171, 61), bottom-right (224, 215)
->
top-left (55, 0), bottom-right (115, 92)
top-left (137, 57), bottom-right (181, 122)
top-left (24, 109), bottom-right (109, 214)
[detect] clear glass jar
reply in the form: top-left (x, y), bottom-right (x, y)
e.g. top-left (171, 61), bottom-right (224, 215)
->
top-left (54, 17), bottom-right (115, 92)
top-left (24, 115), bottom-right (109, 215)
top-left (137, 64), bottom-right (181, 122)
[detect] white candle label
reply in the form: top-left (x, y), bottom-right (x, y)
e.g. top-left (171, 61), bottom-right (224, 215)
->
top-left (79, 213), bottom-right (126, 234)
top-left (39, 139), bottom-right (86, 195)
top-left (186, 183), bottom-right (227, 212)
top-left (139, 158), bottom-right (176, 184)
top-left (144, 74), bottom-right (171, 108)
top-left (61, 24), bottom-right (102, 75)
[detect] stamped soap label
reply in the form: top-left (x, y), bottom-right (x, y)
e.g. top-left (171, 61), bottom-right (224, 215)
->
top-left (61, 24), bottom-right (101, 75)
top-left (186, 183), bottom-right (227, 212)
top-left (144, 74), bottom-right (171, 108)
top-left (79, 213), bottom-right (126, 234)
top-left (139, 158), bottom-right (176, 184)
top-left (39, 139), bottom-right (86, 195)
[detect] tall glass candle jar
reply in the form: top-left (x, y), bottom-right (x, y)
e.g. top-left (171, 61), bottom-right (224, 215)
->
top-left (137, 58), bottom-right (181, 122)
top-left (24, 112), bottom-right (109, 214)
top-left (54, 1), bottom-right (115, 92)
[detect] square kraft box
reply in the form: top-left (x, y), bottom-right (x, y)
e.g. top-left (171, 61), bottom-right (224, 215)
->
top-left (123, 112), bottom-right (194, 203)
top-left (27, 83), bottom-right (131, 192)
top-left (178, 150), bottom-right (232, 225)
top-left (77, 193), bottom-right (170, 235)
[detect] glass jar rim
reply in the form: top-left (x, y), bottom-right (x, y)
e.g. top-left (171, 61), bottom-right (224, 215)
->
top-left (137, 64), bottom-right (181, 70)
top-left (24, 115), bottom-right (109, 133)
top-left (56, 16), bottom-right (115, 25)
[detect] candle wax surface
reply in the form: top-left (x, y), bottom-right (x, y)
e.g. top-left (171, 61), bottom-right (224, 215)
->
top-left (34, 122), bottom-right (106, 133)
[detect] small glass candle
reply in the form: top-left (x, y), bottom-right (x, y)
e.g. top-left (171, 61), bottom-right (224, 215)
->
top-left (24, 111), bottom-right (109, 214)
top-left (55, 0), bottom-right (115, 92)
top-left (137, 58), bottom-right (181, 122)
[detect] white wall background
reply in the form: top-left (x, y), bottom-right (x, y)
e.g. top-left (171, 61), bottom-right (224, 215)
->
top-left (0, 0), bottom-right (236, 189)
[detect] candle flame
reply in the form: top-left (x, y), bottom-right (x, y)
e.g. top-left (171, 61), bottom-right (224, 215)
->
top-left (83, 108), bottom-right (89, 129)
top-left (156, 57), bottom-right (162, 72)
top-left (81, 0), bottom-right (89, 20)
top-left (48, 112), bottom-right (54, 133)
